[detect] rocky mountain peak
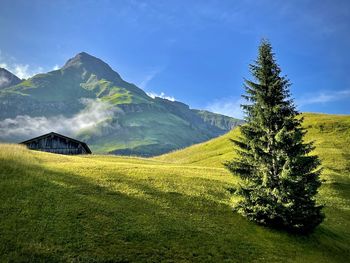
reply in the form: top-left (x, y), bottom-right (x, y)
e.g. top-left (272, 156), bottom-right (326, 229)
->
top-left (62, 52), bottom-right (122, 81)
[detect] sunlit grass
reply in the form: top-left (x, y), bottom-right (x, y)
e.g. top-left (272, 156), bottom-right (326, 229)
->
top-left (0, 113), bottom-right (349, 262)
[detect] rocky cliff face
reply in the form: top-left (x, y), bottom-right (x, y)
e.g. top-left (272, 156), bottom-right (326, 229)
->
top-left (192, 109), bottom-right (244, 130)
top-left (0, 94), bottom-right (83, 119)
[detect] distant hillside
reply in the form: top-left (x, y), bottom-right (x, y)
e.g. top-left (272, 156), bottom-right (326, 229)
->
top-left (192, 109), bottom-right (242, 130)
top-left (156, 113), bottom-right (350, 170)
top-left (0, 113), bottom-right (349, 262)
top-left (0, 52), bottom-right (241, 156)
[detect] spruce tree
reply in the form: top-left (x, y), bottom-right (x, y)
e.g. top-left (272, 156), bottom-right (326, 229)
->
top-left (226, 40), bottom-right (324, 233)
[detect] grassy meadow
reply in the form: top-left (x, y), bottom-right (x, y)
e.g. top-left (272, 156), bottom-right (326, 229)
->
top-left (0, 113), bottom-right (349, 262)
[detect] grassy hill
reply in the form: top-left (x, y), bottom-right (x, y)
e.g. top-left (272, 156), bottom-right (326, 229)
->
top-left (0, 113), bottom-right (349, 262)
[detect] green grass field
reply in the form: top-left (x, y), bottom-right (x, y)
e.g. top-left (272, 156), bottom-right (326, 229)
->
top-left (0, 113), bottom-right (349, 262)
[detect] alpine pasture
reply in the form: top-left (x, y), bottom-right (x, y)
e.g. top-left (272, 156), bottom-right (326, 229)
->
top-left (0, 113), bottom-right (349, 262)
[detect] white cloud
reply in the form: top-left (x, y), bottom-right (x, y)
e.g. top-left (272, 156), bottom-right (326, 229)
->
top-left (13, 64), bottom-right (29, 79)
top-left (0, 63), bottom-right (44, 79)
top-left (206, 97), bottom-right (245, 119)
top-left (0, 50), bottom-right (44, 79)
top-left (0, 99), bottom-right (118, 140)
top-left (298, 89), bottom-right (350, 106)
top-left (14, 65), bottom-right (45, 79)
top-left (146, 91), bottom-right (175, 101)
top-left (52, 64), bottom-right (60, 70)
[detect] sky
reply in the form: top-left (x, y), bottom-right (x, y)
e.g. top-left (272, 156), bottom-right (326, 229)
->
top-left (0, 0), bottom-right (349, 118)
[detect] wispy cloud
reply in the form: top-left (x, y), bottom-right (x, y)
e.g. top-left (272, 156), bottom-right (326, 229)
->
top-left (0, 99), bottom-right (118, 141)
top-left (206, 97), bottom-right (245, 119)
top-left (146, 91), bottom-right (175, 101)
top-left (0, 50), bottom-right (44, 79)
top-left (0, 76), bottom-right (10, 87)
top-left (138, 68), bottom-right (162, 89)
top-left (298, 89), bottom-right (350, 106)
top-left (52, 64), bottom-right (60, 70)
top-left (13, 64), bottom-right (44, 79)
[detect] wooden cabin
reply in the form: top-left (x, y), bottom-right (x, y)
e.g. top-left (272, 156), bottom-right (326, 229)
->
top-left (20, 132), bottom-right (92, 155)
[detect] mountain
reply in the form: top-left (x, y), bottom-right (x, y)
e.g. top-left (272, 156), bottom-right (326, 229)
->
top-left (0, 68), bottom-right (21, 89)
top-left (0, 52), bottom-right (243, 156)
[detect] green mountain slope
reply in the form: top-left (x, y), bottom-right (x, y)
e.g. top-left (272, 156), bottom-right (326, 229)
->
top-left (0, 113), bottom-right (349, 262)
top-left (156, 113), bottom-right (350, 168)
top-left (0, 52), bottom-right (241, 156)
top-left (0, 52), bottom-right (151, 117)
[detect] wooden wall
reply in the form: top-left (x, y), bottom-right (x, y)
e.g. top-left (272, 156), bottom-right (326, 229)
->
top-left (24, 135), bottom-right (87, 155)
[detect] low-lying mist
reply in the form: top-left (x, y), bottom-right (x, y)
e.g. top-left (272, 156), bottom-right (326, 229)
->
top-left (0, 98), bottom-right (118, 142)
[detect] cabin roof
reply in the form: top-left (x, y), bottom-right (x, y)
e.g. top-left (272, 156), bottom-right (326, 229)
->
top-left (20, 132), bottom-right (92, 154)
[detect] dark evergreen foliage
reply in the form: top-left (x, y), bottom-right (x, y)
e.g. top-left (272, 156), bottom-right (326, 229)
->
top-left (226, 40), bottom-right (324, 233)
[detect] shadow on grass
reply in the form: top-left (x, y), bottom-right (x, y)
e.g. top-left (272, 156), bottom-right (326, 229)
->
top-left (0, 157), bottom-right (349, 262)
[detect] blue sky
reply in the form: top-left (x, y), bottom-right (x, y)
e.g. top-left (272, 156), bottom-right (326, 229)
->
top-left (0, 0), bottom-right (349, 118)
